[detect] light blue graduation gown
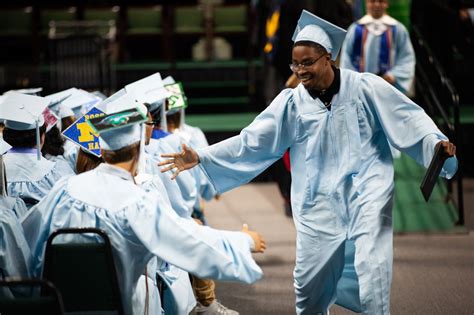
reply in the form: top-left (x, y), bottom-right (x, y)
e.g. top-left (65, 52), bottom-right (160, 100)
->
top-left (180, 124), bottom-right (210, 149)
top-left (0, 206), bottom-right (32, 297)
top-left (4, 150), bottom-right (75, 206)
top-left (63, 146), bottom-right (79, 173)
top-left (0, 196), bottom-right (28, 219)
top-left (340, 17), bottom-right (415, 94)
top-left (22, 163), bottom-right (262, 315)
top-left (138, 173), bottom-right (196, 314)
top-left (178, 124), bottom-right (217, 201)
top-left (162, 133), bottom-right (216, 205)
top-left (146, 138), bottom-right (197, 215)
top-left (196, 69), bottom-right (457, 315)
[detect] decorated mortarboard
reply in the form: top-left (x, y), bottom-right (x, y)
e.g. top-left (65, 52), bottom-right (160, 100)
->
top-left (0, 138), bottom-right (11, 156)
top-left (165, 81), bottom-right (187, 115)
top-left (62, 107), bottom-right (105, 157)
top-left (42, 107), bottom-right (59, 132)
top-left (125, 72), bottom-right (170, 114)
top-left (163, 75), bottom-right (187, 126)
top-left (88, 92), bottom-right (147, 151)
top-left (292, 10), bottom-right (347, 61)
top-left (0, 92), bottom-right (49, 160)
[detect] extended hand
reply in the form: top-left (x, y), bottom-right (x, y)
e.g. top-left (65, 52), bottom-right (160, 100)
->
top-left (437, 140), bottom-right (456, 157)
top-left (159, 144), bottom-right (200, 180)
top-left (242, 223), bottom-right (266, 253)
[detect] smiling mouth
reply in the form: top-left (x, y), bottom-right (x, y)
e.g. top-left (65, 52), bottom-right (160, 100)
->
top-left (299, 77), bottom-right (312, 85)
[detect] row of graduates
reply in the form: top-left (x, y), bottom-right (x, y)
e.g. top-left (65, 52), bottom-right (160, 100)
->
top-left (0, 74), bottom-right (266, 315)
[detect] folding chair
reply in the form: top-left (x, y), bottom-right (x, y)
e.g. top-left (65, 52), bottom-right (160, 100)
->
top-left (42, 228), bottom-right (124, 315)
top-left (0, 278), bottom-right (65, 315)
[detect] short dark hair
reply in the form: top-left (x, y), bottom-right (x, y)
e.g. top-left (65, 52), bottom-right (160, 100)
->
top-left (3, 124), bottom-right (47, 148)
top-left (41, 126), bottom-right (65, 157)
top-left (167, 111), bottom-right (181, 129)
top-left (293, 41), bottom-right (328, 56)
top-left (101, 141), bottom-right (140, 164)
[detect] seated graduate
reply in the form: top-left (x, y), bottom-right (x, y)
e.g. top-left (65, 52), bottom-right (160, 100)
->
top-left (0, 139), bottom-right (27, 219)
top-left (21, 91), bottom-right (266, 315)
top-left (0, 92), bottom-right (74, 208)
top-left (123, 78), bottom-right (221, 314)
top-left (0, 138), bottom-right (32, 298)
top-left (124, 74), bottom-right (198, 217)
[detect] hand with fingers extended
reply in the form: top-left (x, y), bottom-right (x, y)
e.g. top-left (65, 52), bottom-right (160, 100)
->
top-left (242, 223), bottom-right (266, 254)
top-left (437, 140), bottom-right (456, 158)
top-left (159, 144), bottom-right (200, 180)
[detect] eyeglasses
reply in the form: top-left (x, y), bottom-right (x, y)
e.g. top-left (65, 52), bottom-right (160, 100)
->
top-left (289, 54), bottom-right (326, 72)
top-left (144, 122), bottom-right (155, 127)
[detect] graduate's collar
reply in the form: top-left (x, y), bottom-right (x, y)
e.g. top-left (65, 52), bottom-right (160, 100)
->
top-left (96, 163), bottom-right (135, 182)
top-left (308, 66), bottom-right (340, 108)
top-left (358, 14), bottom-right (397, 36)
top-left (358, 14), bottom-right (397, 26)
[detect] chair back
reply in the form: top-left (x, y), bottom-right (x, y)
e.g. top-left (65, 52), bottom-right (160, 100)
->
top-left (0, 278), bottom-right (65, 315)
top-left (42, 228), bottom-right (124, 315)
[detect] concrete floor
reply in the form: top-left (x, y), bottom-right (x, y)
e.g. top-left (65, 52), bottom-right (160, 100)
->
top-left (202, 183), bottom-right (474, 315)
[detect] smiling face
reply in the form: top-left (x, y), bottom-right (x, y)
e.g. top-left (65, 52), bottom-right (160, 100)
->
top-left (291, 43), bottom-right (333, 91)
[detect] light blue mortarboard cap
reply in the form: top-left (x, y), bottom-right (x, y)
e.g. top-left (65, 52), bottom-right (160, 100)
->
top-left (125, 72), bottom-right (170, 114)
top-left (0, 92), bottom-right (49, 130)
top-left (292, 10), bottom-right (347, 61)
top-left (0, 92), bottom-right (49, 160)
top-left (92, 92), bottom-right (147, 151)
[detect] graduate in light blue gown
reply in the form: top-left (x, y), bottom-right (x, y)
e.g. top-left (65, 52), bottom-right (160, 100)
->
top-left (0, 139), bottom-right (28, 219)
top-left (0, 138), bottom-right (31, 298)
top-left (0, 93), bottom-right (74, 208)
top-left (340, 0), bottom-right (415, 95)
top-left (160, 11), bottom-right (458, 315)
top-left (0, 207), bottom-right (32, 298)
top-left (22, 91), bottom-right (266, 315)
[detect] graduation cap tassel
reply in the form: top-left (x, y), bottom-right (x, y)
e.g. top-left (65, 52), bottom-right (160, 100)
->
top-left (161, 100), bottom-right (168, 133)
top-left (180, 108), bottom-right (185, 128)
top-left (36, 120), bottom-right (41, 160)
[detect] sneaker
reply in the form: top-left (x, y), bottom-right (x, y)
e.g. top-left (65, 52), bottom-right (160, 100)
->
top-left (195, 300), bottom-right (239, 315)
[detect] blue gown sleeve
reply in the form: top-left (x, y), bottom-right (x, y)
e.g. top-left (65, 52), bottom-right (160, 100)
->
top-left (196, 89), bottom-right (297, 194)
top-left (127, 191), bottom-right (263, 284)
top-left (359, 73), bottom-right (457, 178)
top-left (0, 209), bottom-right (32, 281)
top-left (385, 23), bottom-right (415, 93)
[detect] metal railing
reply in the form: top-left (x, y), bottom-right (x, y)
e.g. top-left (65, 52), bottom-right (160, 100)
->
top-left (411, 25), bottom-right (464, 225)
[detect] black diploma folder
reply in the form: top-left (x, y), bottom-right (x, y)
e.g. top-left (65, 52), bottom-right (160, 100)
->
top-left (420, 144), bottom-right (448, 202)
